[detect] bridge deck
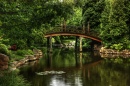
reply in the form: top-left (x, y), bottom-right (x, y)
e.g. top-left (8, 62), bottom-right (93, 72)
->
top-left (45, 26), bottom-right (101, 42)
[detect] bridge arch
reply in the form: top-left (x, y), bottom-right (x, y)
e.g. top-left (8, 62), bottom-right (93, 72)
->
top-left (45, 32), bottom-right (101, 42)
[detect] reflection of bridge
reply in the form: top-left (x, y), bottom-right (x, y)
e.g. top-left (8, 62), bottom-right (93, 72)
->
top-left (45, 26), bottom-right (102, 51)
top-left (41, 51), bottom-right (103, 80)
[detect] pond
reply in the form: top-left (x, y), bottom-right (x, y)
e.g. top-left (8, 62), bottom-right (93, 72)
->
top-left (19, 48), bottom-right (130, 86)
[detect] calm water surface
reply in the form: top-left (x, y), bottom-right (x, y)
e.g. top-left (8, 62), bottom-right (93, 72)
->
top-left (19, 48), bottom-right (130, 86)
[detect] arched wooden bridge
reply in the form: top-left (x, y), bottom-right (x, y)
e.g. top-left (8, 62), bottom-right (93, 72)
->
top-left (45, 26), bottom-right (102, 42)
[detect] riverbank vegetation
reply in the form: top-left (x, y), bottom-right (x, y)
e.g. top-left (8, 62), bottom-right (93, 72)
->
top-left (0, 43), bottom-right (33, 61)
top-left (0, 71), bottom-right (30, 86)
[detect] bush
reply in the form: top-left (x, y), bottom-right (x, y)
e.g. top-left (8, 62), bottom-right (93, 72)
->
top-left (10, 49), bottom-right (33, 61)
top-left (0, 43), bottom-right (10, 55)
top-left (15, 49), bottom-right (33, 56)
top-left (126, 44), bottom-right (130, 50)
top-left (0, 71), bottom-right (30, 86)
top-left (110, 43), bottom-right (123, 51)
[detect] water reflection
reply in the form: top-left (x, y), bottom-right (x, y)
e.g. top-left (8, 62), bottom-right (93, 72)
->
top-left (49, 75), bottom-right (82, 86)
top-left (50, 76), bottom-right (67, 86)
top-left (19, 48), bottom-right (130, 86)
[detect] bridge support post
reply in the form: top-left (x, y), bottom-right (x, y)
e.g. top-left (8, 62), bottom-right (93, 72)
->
top-left (79, 37), bottom-right (83, 52)
top-left (47, 37), bottom-right (52, 52)
top-left (75, 36), bottom-right (79, 52)
top-left (75, 36), bottom-right (83, 52)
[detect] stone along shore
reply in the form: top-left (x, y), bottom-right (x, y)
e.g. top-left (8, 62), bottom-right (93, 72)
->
top-left (100, 47), bottom-right (130, 58)
top-left (10, 49), bottom-right (43, 71)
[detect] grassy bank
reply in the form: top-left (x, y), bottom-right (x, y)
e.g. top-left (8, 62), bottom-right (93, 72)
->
top-left (0, 70), bottom-right (31, 86)
top-left (0, 43), bottom-right (34, 61)
top-left (0, 44), bottom-right (33, 86)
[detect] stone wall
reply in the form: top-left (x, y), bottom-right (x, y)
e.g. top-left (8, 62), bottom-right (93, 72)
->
top-left (100, 47), bottom-right (130, 58)
top-left (100, 47), bottom-right (130, 54)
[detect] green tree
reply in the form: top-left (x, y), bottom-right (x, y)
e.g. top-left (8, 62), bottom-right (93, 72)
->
top-left (100, 0), bottom-right (129, 49)
top-left (0, 0), bottom-right (74, 49)
top-left (83, 0), bottom-right (105, 33)
top-left (67, 7), bottom-right (82, 26)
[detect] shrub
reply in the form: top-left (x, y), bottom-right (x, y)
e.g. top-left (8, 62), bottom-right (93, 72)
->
top-left (126, 44), bottom-right (130, 50)
top-left (110, 43), bottom-right (123, 51)
top-left (15, 49), bottom-right (33, 56)
top-left (0, 71), bottom-right (30, 86)
top-left (10, 49), bottom-right (33, 61)
top-left (0, 43), bottom-right (9, 55)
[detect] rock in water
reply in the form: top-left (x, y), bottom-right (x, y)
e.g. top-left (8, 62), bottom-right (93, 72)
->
top-left (36, 71), bottom-right (66, 75)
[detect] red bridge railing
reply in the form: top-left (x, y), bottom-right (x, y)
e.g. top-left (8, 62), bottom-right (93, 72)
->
top-left (45, 26), bottom-right (100, 38)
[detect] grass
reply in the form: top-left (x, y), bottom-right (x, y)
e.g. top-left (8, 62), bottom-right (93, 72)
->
top-left (0, 71), bottom-right (30, 86)
top-left (9, 49), bottom-right (34, 61)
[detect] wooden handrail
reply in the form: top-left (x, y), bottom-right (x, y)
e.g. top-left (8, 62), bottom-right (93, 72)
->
top-left (45, 26), bottom-right (101, 42)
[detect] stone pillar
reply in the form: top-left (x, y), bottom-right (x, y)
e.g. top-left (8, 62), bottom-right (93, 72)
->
top-left (79, 37), bottom-right (83, 52)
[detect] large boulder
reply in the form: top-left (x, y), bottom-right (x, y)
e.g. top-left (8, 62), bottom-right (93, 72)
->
top-left (0, 53), bottom-right (9, 70)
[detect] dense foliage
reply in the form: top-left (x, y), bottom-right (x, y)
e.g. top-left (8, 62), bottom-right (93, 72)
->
top-left (0, 43), bottom-right (9, 55)
top-left (0, 71), bottom-right (30, 86)
top-left (0, 0), bottom-right (74, 49)
top-left (0, 0), bottom-right (130, 50)
top-left (82, 0), bottom-right (130, 50)
top-left (100, 0), bottom-right (130, 49)
top-left (82, 0), bottom-right (105, 33)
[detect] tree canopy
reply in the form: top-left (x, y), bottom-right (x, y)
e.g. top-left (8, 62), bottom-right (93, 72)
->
top-left (0, 0), bottom-right (130, 50)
